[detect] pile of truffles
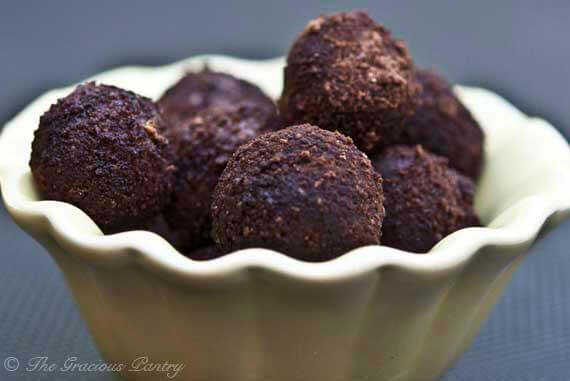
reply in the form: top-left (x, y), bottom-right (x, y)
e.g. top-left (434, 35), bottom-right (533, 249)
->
top-left (30, 11), bottom-right (483, 261)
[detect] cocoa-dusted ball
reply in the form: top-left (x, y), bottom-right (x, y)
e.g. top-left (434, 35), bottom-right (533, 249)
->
top-left (399, 69), bottom-right (484, 178)
top-left (30, 83), bottom-right (175, 233)
top-left (279, 11), bottom-right (418, 153)
top-left (164, 104), bottom-right (280, 251)
top-left (211, 124), bottom-right (384, 261)
top-left (372, 145), bottom-right (479, 253)
top-left (158, 69), bottom-right (276, 126)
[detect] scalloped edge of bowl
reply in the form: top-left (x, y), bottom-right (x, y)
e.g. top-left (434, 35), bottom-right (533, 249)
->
top-left (1, 55), bottom-right (570, 283)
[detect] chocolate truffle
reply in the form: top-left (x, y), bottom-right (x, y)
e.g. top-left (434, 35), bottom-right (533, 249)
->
top-left (211, 124), bottom-right (384, 261)
top-left (372, 145), bottom-right (479, 253)
top-left (30, 82), bottom-right (175, 233)
top-left (158, 69), bottom-right (276, 126)
top-left (399, 69), bottom-right (484, 178)
top-left (164, 103), bottom-right (280, 250)
top-left (279, 11), bottom-right (418, 153)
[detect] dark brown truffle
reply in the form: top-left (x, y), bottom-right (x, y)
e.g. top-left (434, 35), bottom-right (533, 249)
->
top-left (30, 83), bottom-right (175, 233)
top-left (158, 69), bottom-right (276, 126)
top-left (279, 11), bottom-right (418, 153)
top-left (211, 124), bottom-right (384, 261)
top-left (398, 69), bottom-right (484, 178)
top-left (164, 103), bottom-right (280, 250)
top-left (372, 145), bottom-right (479, 253)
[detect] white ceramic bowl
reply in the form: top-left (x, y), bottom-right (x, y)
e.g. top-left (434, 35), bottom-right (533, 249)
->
top-left (1, 56), bottom-right (570, 381)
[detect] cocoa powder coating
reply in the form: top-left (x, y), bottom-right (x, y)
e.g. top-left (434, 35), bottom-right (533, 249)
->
top-left (211, 124), bottom-right (384, 261)
top-left (30, 83), bottom-right (175, 233)
top-left (279, 11), bottom-right (418, 152)
top-left (159, 69), bottom-right (276, 127)
top-left (164, 104), bottom-right (280, 250)
top-left (372, 145), bottom-right (479, 253)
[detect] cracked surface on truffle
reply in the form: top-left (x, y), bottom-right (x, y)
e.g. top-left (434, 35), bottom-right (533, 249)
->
top-left (399, 69), bottom-right (484, 178)
top-left (372, 145), bottom-right (479, 253)
top-left (30, 82), bottom-right (175, 233)
top-left (279, 11), bottom-right (418, 153)
top-left (164, 104), bottom-right (280, 251)
top-left (211, 124), bottom-right (384, 261)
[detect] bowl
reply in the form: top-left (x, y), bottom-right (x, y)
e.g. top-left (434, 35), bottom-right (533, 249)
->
top-left (1, 55), bottom-right (570, 381)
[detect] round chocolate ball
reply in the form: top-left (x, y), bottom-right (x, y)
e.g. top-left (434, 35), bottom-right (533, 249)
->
top-left (372, 145), bottom-right (479, 253)
top-left (158, 69), bottom-right (276, 126)
top-left (279, 11), bottom-right (418, 153)
top-left (211, 124), bottom-right (384, 261)
top-left (164, 103), bottom-right (280, 250)
top-left (399, 69), bottom-right (484, 178)
top-left (30, 82), bottom-right (175, 233)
